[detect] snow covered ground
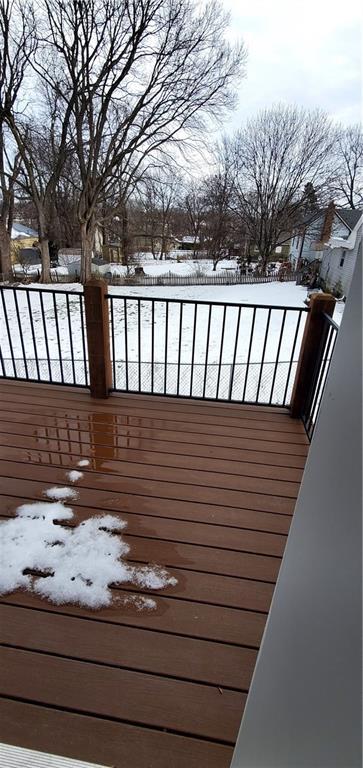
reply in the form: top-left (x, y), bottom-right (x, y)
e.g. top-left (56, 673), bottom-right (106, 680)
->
top-left (0, 281), bottom-right (343, 404)
top-left (95, 257), bottom-right (257, 278)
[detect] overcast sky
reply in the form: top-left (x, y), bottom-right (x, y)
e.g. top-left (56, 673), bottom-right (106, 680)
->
top-left (222, 0), bottom-right (362, 130)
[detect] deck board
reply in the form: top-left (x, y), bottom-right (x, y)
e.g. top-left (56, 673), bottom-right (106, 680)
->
top-left (0, 381), bottom-right (307, 767)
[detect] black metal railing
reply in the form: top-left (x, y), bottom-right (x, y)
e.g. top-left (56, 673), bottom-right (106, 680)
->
top-left (107, 295), bottom-right (307, 406)
top-left (301, 312), bottom-right (339, 439)
top-left (0, 286), bottom-right (88, 387)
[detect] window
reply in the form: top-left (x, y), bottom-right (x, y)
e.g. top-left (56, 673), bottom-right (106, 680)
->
top-left (339, 250), bottom-right (346, 268)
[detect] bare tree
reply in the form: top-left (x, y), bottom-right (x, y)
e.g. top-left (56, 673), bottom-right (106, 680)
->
top-left (137, 168), bottom-right (178, 259)
top-left (230, 105), bottom-right (336, 273)
top-left (203, 143), bottom-right (235, 269)
top-left (0, 0), bottom-right (35, 279)
top-left (37, 0), bottom-right (245, 282)
top-left (6, 111), bottom-right (72, 281)
top-left (183, 180), bottom-right (206, 257)
top-left (332, 124), bottom-right (363, 209)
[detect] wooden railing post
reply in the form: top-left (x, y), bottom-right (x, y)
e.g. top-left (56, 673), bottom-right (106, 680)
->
top-left (84, 278), bottom-right (112, 398)
top-left (290, 293), bottom-right (336, 418)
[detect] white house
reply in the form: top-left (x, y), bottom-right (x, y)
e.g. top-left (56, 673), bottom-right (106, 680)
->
top-left (289, 206), bottom-right (361, 269)
top-left (319, 213), bottom-right (362, 297)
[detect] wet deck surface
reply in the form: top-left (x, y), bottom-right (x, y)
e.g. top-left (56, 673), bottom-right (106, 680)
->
top-left (0, 381), bottom-right (309, 767)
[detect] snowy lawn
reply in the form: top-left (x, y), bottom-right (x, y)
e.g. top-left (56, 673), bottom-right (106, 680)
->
top-left (95, 257), bottom-right (256, 278)
top-left (0, 281), bottom-right (343, 404)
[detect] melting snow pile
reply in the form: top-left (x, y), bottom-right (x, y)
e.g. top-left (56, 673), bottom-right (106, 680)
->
top-left (67, 470), bottom-right (83, 483)
top-left (0, 462), bottom-right (177, 610)
top-left (45, 486), bottom-right (78, 501)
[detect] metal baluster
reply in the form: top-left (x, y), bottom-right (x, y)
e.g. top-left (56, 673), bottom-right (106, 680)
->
top-left (52, 292), bottom-right (64, 383)
top-left (215, 305), bottom-right (227, 399)
top-left (190, 304), bottom-right (198, 396)
top-left (80, 293), bottom-right (88, 387)
top-left (269, 309), bottom-right (287, 404)
top-left (228, 305), bottom-right (242, 401)
top-left (282, 310), bottom-right (304, 406)
top-left (38, 291), bottom-right (52, 382)
top-left (177, 302), bottom-right (183, 396)
top-left (242, 307), bottom-right (256, 402)
top-left (306, 325), bottom-right (336, 436)
top-left (25, 290), bottom-right (40, 380)
top-left (164, 300), bottom-right (169, 394)
top-left (13, 288), bottom-right (29, 379)
top-left (124, 298), bottom-right (129, 391)
top-left (202, 304), bottom-right (212, 398)
top-left (256, 308), bottom-right (272, 403)
top-left (151, 299), bottom-right (155, 393)
top-left (0, 289), bottom-right (16, 376)
top-left (66, 293), bottom-right (76, 384)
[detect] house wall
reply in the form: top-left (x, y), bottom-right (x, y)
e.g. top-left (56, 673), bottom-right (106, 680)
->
top-left (230, 256), bottom-right (362, 768)
top-left (11, 237), bottom-right (38, 264)
top-left (289, 215), bottom-right (325, 266)
top-left (289, 213), bottom-right (351, 267)
top-left (320, 223), bottom-right (362, 296)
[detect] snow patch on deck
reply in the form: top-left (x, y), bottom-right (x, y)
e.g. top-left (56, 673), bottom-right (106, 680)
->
top-left (44, 487), bottom-right (78, 501)
top-left (67, 470), bottom-right (83, 483)
top-left (0, 501), bottom-right (176, 609)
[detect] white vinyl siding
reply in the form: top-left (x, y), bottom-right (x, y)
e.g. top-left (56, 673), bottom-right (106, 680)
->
top-left (320, 224), bottom-right (362, 296)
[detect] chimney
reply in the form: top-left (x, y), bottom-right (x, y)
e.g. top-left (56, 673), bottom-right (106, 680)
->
top-left (316, 201), bottom-right (335, 250)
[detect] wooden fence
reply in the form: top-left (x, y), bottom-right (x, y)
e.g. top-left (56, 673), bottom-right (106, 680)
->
top-left (96, 270), bottom-right (301, 287)
top-left (5, 268), bottom-right (301, 287)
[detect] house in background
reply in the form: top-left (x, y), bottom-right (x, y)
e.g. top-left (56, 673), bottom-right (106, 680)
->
top-left (319, 213), bottom-right (362, 297)
top-left (289, 204), bottom-right (361, 270)
top-left (10, 221), bottom-right (38, 263)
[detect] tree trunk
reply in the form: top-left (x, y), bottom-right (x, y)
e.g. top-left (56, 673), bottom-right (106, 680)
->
top-left (39, 238), bottom-right (51, 282)
top-left (80, 220), bottom-right (95, 283)
top-left (36, 207), bottom-right (51, 283)
top-left (121, 204), bottom-right (129, 266)
top-left (0, 220), bottom-right (12, 281)
top-left (260, 250), bottom-right (270, 275)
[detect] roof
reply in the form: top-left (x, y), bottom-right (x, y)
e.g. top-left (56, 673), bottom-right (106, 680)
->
top-left (299, 207), bottom-right (362, 235)
top-left (335, 209), bottom-right (362, 231)
top-left (11, 222), bottom-right (38, 239)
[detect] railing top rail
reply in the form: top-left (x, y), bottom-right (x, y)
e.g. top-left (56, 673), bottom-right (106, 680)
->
top-left (323, 312), bottom-right (339, 331)
top-left (0, 285), bottom-right (82, 297)
top-left (106, 293), bottom-right (308, 312)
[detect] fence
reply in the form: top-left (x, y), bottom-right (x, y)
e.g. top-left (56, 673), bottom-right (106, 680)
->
top-left (4, 268), bottom-right (301, 287)
top-left (0, 282), bottom-right (339, 432)
top-left (100, 270), bottom-right (301, 287)
top-left (0, 286), bottom-right (88, 387)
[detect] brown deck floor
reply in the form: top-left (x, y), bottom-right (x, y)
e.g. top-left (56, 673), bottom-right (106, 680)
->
top-left (0, 381), bottom-right (309, 768)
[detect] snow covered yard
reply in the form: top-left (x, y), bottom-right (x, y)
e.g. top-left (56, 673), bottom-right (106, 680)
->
top-left (0, 280), bottom-right (343, 404)
top-left (95, 257), bottom-right (247, 279)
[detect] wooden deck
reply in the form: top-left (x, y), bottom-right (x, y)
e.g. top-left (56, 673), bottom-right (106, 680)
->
top-left (0, 381), bottom-right (309, 768)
